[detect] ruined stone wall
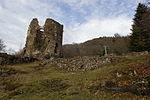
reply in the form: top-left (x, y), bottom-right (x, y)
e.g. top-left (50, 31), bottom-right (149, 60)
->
top-left (40, 56), bottom-right (126, 71)
top-left (23, 18), bottom-right (63, 58)
top-left (0, 53), bottom-right (36, 65)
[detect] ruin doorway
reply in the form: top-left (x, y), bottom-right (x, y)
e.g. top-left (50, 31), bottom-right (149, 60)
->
top-left (54, 43), bottom-right (58, 53)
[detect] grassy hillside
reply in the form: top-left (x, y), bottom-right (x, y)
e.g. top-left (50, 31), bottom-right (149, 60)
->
top-left (62, 36), bottom-right (130, 58)
top-left (0, 54), bottom-right (150, 100)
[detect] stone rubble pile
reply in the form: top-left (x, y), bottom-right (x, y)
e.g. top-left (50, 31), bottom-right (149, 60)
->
top-left (41, 56), bottom-right (124, 71)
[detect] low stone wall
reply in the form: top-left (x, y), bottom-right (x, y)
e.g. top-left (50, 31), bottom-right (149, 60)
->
top-left (123, 51), bottom-right (149, 56)
top-left (40, 56), bottom-right (125, 71)
top-left (0, 53), bottom-right (37, 65)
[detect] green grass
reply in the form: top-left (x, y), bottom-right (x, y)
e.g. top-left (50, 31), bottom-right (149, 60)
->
top-left (0, 55), bottom-right (150, 100)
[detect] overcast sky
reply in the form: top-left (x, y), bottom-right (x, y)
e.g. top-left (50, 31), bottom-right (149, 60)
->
top-left (0, 0), bottom-right (147, 51)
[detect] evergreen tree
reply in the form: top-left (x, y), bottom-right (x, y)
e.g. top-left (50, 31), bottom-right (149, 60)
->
top-left (130, 3), bottom-right (150, 52)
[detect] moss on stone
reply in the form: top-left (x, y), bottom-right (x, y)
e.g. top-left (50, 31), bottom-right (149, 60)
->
top-left (33, 31), bottom-right (45, 51)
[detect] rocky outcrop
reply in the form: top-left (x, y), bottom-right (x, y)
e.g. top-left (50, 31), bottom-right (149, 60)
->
top-left (89, 80), bottom-right (150, 96)
top-left (40, 56), bottom-right (125, 71)
top-left (23, 18), bottom-right (63, 59)
top-left (89, 59), bottom-right (150, 96)
top-left (0, 53), bottom-right (37, 65)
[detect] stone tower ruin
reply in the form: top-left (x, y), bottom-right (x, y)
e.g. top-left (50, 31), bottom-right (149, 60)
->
top-left (23, 18), bottom-right (63, 58)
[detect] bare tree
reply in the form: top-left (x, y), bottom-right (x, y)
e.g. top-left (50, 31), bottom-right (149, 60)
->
top-left (7, 48), bottom-right (15, 55)
top-left (0, 39), bottom-right (6, 53)
top-left (114, 33), bottom-right (121, 37)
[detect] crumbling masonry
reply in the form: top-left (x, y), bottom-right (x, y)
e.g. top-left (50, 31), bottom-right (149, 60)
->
top-left (23, 18), bottom-right (63, 58)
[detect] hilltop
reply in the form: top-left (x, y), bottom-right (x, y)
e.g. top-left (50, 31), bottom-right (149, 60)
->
top-left (62, 36), bottom-right (130, 58)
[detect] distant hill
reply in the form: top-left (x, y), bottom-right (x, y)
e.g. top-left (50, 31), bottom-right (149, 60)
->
top-left (62, 36), bottom-right (130, 58)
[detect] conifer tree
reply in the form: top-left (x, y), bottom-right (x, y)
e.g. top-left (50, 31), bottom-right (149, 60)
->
top-left (130, 3), bottom-right (150, 51)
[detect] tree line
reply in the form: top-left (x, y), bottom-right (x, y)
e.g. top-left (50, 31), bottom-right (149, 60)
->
top-left (62, 36), bottom-right (130, 58)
